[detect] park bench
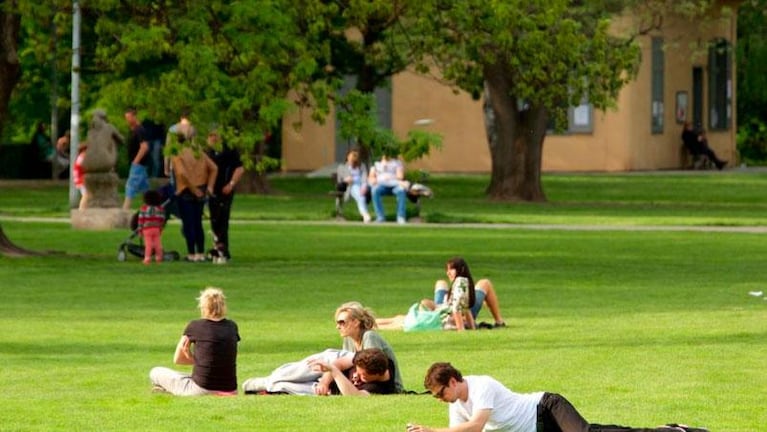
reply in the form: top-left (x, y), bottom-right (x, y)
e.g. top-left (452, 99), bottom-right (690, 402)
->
top-left (330, 173), bottom-right (433, 222)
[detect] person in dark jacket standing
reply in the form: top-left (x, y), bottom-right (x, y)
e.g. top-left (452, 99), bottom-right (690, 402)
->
top-left (206, 129), bottom-right (244, 262)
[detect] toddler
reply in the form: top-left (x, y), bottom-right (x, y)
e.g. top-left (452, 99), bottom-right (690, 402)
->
top-left (138, 189), bottom-right (165, 264)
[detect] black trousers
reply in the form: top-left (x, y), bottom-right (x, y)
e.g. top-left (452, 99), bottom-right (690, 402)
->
top-left (177, 192), bottom-right (206, 255)
top-left (688, 143), bottom-right (722, 164)
top-left (209, 193), bottom-right (234, 258)
top-left (536, 393), bottom-right (682, 432)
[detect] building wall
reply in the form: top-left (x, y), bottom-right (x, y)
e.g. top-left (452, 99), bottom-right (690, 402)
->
top-left (391, 73), bottom-right (488, 173)
top-left (282, 97), bottom-right (336, 171)
top-left (282, 3), bottom-right (739, 173)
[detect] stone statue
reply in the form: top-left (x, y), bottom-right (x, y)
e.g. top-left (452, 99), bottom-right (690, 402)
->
top-left (80, 110), bottom-right (124, 208)
top-left (82, 109), bottom-right (123, 173)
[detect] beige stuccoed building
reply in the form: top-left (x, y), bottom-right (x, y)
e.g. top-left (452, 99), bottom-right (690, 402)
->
top-left (282, 2), bottom-right (740, 174)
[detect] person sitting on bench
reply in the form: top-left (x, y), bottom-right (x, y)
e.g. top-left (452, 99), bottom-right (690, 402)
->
top-left (681, 122), bottom-right (727, 170)
top-left (336, 148), bottom-right (372, 223)
top-left (369, 149), bottom-right (409, 224)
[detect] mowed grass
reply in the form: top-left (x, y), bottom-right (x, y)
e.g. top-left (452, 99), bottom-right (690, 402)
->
top-left (0, 171), bottom-right (765, 431)
top-left (4, 169), bottom-right (767, 226)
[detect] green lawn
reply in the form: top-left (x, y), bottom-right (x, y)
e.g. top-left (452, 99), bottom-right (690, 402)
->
top-left (0, 172), bottom-right (765, 431)
top-left (4, 170), bottom-right (767, 226)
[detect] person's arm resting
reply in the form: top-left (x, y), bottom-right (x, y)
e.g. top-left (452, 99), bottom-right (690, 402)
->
top-left (173, 335), bottom-right (194, 365)
top-left (311, 355), bottom-right (366, 396)
top-left (328, 366), bottom-right (368, 396)
top-left (228, 166), bottom-right (244, 189)
top-left (396, 163), bottom-right (405, 180)
top-left (411, 409), bottom-right (491, 432)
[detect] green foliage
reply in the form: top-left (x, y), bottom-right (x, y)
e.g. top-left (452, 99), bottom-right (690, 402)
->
top-left (410, 0), bottom-right (641, 115)
top-left (737, 0), bottom-right (767, 165)
top-left (82, 0), bottom-right (337, 173)
top-left (4, 0), bottom-right (76, 142)
top-left (313, 0), bottom-right (441, 163)
top-left (336, 90), bottom-right (442, 162)
top-left (405, 0), bottom-right (650, 200)
top-left (737, 117), bottom-right (767, 165)
top-left (320, 0), bottom-right (413, 91)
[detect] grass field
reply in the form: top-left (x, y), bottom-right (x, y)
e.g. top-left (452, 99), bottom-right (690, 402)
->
top-left (0, 172), bottom-right (765, 431)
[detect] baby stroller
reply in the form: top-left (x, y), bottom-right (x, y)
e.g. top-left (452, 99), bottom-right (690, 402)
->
top-left (117, 184), bottom-right (181, 262)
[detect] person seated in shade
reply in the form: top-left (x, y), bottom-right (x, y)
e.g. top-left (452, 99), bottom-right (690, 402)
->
top-left (681, 122), bottom-right (727, 170)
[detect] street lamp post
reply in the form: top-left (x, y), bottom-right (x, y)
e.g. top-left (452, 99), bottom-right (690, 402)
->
top-left (69, 0), bottom-right (81, 209)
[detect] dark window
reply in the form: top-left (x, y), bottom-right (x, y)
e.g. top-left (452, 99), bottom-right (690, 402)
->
top-left (708, 38), bottom-right (732, 130)
top-left (651, 37), bottom-right (664, 134)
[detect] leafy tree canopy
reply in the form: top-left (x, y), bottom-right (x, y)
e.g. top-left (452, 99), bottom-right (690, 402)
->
top-left (83, 0), bottom-right (337, 171)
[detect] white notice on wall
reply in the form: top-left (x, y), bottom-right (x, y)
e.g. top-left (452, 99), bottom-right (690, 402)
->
top-left (573, 105), bottom-right (590, 126)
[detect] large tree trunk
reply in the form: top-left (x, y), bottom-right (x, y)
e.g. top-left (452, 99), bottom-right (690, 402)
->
top-left (354, 60), bottom-right (380, 165)
top-left (0, 3), bottom-right (21, 139)
top-left (0, 6), bottom-right (37, 256)
top-left (0, 223), bottom-right (41, 257)
top-left (483, 65), bottom-right (548, 202)
top-left (238, 135), bottom-right (272, 194)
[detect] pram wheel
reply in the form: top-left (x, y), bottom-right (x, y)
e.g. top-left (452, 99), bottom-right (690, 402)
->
top-left (163, 251), bottom-right (180, 262)
top-left (117, 249), bottom-right (127, 262)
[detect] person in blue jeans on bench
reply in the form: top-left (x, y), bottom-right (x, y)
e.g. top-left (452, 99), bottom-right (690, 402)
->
top-left (369, 150), bottom-right (408, 224)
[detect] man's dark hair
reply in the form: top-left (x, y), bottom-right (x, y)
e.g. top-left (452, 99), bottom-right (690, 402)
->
top-left (424, 362), bottom-right (463, 389)
top-left (125, 107), bottom-right (137, 115)
top-left (353, 348), bottom-right (389, 376)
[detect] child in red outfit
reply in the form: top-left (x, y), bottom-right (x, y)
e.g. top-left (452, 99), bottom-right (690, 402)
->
top-left (74, 143), bottom-right (87, 209)
top-left (138, 190), bottom-right (165, 264)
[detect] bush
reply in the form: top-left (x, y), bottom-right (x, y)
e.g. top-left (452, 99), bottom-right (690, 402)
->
top-left (737, 117), bottom-right (767, 165)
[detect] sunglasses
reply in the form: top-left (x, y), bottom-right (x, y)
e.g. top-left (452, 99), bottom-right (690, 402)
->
top-left (433, 385), bottom-right (447, 399)
top-left (336, 319), bottom-right (347, 326)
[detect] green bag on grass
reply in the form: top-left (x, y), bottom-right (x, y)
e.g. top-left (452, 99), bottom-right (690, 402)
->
top-left (403, 303), bottom-right (445, 332)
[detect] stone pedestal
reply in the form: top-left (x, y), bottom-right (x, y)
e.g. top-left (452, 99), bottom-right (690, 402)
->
top-left (83, 171), bottom-right (121, 209)
top-left (71, 208), bottom-right (133, 230)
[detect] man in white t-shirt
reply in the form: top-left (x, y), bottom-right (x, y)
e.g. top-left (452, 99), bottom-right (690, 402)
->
top-left (368, 153), bottom-right (409, 224)
top-left (406, 363), bottom-right (707, 432)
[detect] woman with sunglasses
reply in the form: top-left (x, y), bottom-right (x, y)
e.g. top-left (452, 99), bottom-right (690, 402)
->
top-left (242, 301), bottom-right (404, 395)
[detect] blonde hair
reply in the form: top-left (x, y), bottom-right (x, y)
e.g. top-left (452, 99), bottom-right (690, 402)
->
top-left (197, 287), bottom-right (227, 320)
top-left (335, 301), bottom-right (377, 331)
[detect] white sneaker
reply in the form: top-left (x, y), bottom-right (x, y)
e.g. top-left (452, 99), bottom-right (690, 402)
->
top-left (396, 217), bottom-right (406, 225)
top-left (242, 377), bottom-right (268, 393)
top-left (362, 213), bottom-right (371, 224)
